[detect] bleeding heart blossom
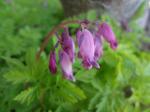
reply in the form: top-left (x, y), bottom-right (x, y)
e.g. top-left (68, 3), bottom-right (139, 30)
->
top-left (60, 28), bottom-right (75, 63)
top-left (59, 50), bottom-right (75, 81)
top-left (48, 20), bottom-right (118, 81)
top-left (49, 51), bottom-right (57, 74)
top-left (76, 29), bottom-right (99, 69)
top-left (98, 22), bottom-right (118, 50)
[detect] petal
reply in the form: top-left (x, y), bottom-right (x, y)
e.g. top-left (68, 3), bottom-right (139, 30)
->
top-left (49, 51), bottom-right (57, 74)
top-left (76, 29), bottom-right (96, 69)
top-left (76, 29), bottom-right (83, 47)
top-left (98, 22), bottom-right (118, 50)
top-left (61, 28), bottom-right (75, 63)
top-left (82, 58), bottom-right (92, 70)
top-left (79, 29), bottom-right (95, 62)
top-left (91, 61), bottom-right (100, 69)
top-left (94, 33), bottom-right (103, 61)
top-left (59, 50), bottom-right (75, 81)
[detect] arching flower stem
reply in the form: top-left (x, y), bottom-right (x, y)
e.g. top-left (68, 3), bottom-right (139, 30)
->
top-left (36, 20), bottom-right (80, 60)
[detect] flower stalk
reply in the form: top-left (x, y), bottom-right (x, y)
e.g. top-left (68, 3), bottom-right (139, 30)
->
top-left (36, 20), bottom-right (80, 60)
top-left (36, 19), bottom-right (118, 81)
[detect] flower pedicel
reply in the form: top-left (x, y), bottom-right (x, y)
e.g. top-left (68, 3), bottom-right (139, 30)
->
top-left (48, 21), bottom-right (118, 81)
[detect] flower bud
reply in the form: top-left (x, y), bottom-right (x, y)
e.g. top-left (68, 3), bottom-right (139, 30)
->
top-left (49, 51), bottom-right (57, 74)
top-left (61, 28), bottom-right (75, 63)
top-left (59, 50), bottom-right (75, 81)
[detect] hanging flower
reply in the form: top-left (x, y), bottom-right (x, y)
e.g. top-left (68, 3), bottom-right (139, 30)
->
top-left (98, 22), bottom-right (118, 50)
top-left (49, 51), bottom-right (57, 74)
top-left (60, 28), bottom-right (75, 63)
top-left (76, 29), bottom-right (99, 69)
top-left (59, 50), bottom-right (75, 81)
top-left (46, 20), bottom-right (118, 81)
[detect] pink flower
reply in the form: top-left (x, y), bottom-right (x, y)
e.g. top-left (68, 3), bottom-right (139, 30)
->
top-left (98, 22), bottom-right (118, 50)
top-left (59, 50), bottom-right (75, 81)
top-left (76, 29), bottom-right (98, 69)
top-left (60, 28), bottom-right (75, 63)
top-left (49, 51), bottom-right (57, 74)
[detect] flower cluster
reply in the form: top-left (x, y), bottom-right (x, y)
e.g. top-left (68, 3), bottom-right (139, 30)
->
top-left (49, 21), bottom-right (118, 81)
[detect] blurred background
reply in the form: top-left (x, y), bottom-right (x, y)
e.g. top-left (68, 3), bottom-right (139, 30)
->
top-left (0, 0), bottom-right (150, 112)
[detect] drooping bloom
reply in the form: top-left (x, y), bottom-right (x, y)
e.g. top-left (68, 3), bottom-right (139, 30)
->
top-left (49, 51), bottom-right (57, 74)
top-left (60, 28), bottom-right (75, 63)
top-left (59, 50), bottom-right (75, 81)
top-left (76, 29), bottom-right (99, 69)
top-left (48, 20), bottom-right (118, 81)
top-left (98, 22), bottom-right (118, 50)
top-left (94, 32), bottom-right (103, 61)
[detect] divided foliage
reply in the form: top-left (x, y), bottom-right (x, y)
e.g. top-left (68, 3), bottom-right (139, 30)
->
top-left (0, 0), bottom-right (150, 112)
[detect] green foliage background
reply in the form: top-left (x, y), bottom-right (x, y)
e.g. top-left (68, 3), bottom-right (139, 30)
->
top-left (0, 0), bottom-right (150, 112)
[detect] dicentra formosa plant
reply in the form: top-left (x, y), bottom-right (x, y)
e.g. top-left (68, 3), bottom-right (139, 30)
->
top-left (37, 20), bottom-right (118, 81)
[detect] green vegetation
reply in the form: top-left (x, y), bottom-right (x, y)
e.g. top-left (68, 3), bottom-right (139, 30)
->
top-left (0, 0), bottom-right (150, 112)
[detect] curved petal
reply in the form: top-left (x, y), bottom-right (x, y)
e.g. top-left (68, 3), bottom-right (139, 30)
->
top-left (91, 61), bottom-right (100, 69)
top-left (94, 33), bottom-right (103, 61)
top-left (98, 22), bottom-right (118, 50)
top-left (59, 50), bottom-right (75, 81)
top-left (61, 28), bottom-right (75, 63)
top-left (49, 51), bottom-right (57, 74)
top-left (76, 29), bottom-right (95, 69)
top-left (76, 29), bottom-right (83, 47)
top-left (82, 58), bottom-right (92, 70)
top-left (79, 29), bottom-right (95, 61)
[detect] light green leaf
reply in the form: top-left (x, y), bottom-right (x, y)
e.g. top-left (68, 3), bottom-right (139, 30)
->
top-left (4, 70), bottom-right (32, 84)
top-left (88, 93), bottom-right (101, 110)
top-left (76, 69), bottom-right (97, 83)
top-left (14, 87), bottom-right (37, 105)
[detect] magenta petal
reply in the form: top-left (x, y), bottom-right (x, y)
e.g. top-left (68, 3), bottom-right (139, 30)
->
top-left (110, 41), bottom-right (118, 50)
top-left (91, 61), bottom-right (100, 69)
top-left (76, 29), bottom-right (96, 69)
top-left (94, 33), bottom-right (103, 61)
top-left (77, 52), bottom-right (82, 59)
top-left (59, 50), bottom-right (75, 81)
top-left (61, 29), bottom-right (75, 63)
top-left (62, 37), bottom-right (75, 62)
top-left (79, 29), bottom-right (95, 61)
top-left (49, 51), bottom-right (57, 74)
top-left (98, 22), bottom-right (118, 50)
top-left (76, 29), bottom-right (83, 47)
top-left (82, 59), bottom-right (92, 70)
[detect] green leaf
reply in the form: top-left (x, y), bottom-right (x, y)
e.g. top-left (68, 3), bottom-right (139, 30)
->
top-left (131, 1), bottom-right (146, 21)
top-left (103, 50), bottom-right (120, 67)
top-left (88, 93), bottom-right (101, 110)
top-left (14, 87), bottom-right (37, 105)
top-left (144, 64), bottom-right (150, 76)
top-left (143, 108), bottom-right (150, 112)
top-left (87, 10), bottom-right (97, 21)
top-left (76, 69), bottom-right (97, 83)
top-left (64, 82), bottom-right (86, 100)
top-left (4, 70), bottom-right (32, 84)
top-left (96, 96), bottom-right (108, 112)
